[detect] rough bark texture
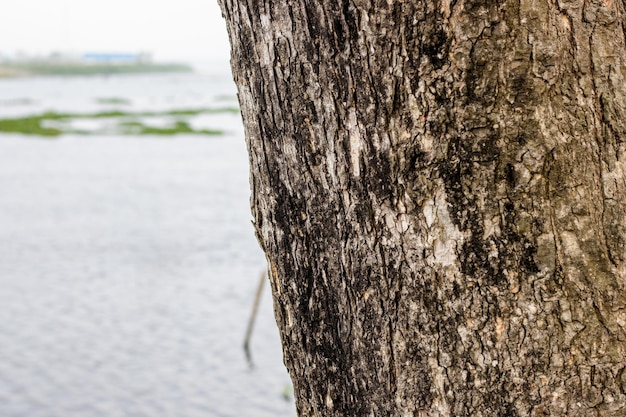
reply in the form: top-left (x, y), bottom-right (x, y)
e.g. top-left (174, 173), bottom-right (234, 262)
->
top-left (219, 0), bottom-right (626, 415)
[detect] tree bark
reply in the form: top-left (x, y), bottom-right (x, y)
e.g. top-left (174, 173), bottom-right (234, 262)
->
top-left (218, 0), bottom-right (626, 415)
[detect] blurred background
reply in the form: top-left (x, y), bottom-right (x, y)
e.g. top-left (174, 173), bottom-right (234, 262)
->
top-left (0, 1), bottom-right (295, 416)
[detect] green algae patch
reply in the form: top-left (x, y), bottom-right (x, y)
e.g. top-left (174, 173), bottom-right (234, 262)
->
top-left (0, 115), bottom-right (63, 137)
top-left (0, 108), bottom-right (232, 137)
top-left (214, 94), bottom-right (238, 102)
top-left (0, 62), bottom-right (192, 77)
top-left (89, 110), bottom-right (131, 118)
top-left (120, 120), bottom-right (224, 136)
top-left (97, 97), bottom-right (131, 105)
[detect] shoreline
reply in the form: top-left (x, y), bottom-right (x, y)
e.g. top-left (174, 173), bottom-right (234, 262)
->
top-left (0, 62), bottom-right (193, 78)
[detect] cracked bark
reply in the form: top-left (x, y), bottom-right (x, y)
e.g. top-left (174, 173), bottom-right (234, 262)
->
top-left (218, 0), bottom-right (626, 415)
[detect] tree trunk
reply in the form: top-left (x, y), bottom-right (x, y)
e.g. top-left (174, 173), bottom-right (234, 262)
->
top-left (218, 0), bottom-right (626, 415)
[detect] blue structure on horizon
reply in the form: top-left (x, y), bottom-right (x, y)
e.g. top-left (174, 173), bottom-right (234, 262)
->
top-left (82, 53), bottom-right (151, 64)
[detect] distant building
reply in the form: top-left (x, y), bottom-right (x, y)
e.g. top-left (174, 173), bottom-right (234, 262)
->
top-left (0, 51), bottom-right (154, 65)
top-left (82, 52), bottom-right (152, 65)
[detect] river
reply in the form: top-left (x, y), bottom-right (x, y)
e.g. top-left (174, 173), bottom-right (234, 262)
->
top-left (0, 70), bottom-right (296, 417)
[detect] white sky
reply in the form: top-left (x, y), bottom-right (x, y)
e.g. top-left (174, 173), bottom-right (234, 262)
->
top-left (0, 0), bottom-right (232, 63)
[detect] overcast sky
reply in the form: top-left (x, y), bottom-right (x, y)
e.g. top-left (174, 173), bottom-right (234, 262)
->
top-left (0, 0), bottom-right (231, 63)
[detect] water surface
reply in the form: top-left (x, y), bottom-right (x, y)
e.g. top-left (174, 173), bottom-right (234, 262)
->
top-left (0, 72), bottom-right (295, 417)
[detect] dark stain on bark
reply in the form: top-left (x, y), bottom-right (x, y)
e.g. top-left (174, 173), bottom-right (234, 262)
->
top-left (423, 27), bottom-right (449, 69)
top-left (342, 0), bottom-right (359, 44)
top-left (461, 232), bottom-right (506, 285)
top-left (333, 17), bottom-right (346, 49)
top-left (439, 316), bottom-right (462, 360)
top-left (509, 70), bottom-right (537, 107)
top-left (439, 132), bottom-right (540, 285)
top-left (466, 64), bottom-right (498, 106)
top-left (504, 162), bottom-right (516, 187)
top-left (405, 341), bottom-right (435, 408)
top-left (365, 151), bottom-right (395, 201)
top-left (483, 380), bottom-right (520, 417)
top-left (303, 2), bottom-right (322, 52)
top-left (438, 137), bottom-right (469, 228)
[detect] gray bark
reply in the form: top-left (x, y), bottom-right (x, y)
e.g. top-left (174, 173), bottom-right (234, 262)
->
top-left (218, 0), bottom-right (626, 415)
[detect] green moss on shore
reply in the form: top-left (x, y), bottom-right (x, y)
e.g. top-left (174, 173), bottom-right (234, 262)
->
top-left (120, 120), bottom-right (223, 136)
top-left (0, 107), bottom-right (237, 137)
top-left (97, 97), bottom-right (131, 105)
top-left (0, 62), bottom-right (192, 77)
top-left (0, 115), bottom-right (63, 136)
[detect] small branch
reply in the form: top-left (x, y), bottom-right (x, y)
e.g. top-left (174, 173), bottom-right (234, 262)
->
top-left (243, 269), bottom-right (267, 367)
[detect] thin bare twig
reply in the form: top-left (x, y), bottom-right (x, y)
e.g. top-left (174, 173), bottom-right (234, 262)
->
top-left (243, 270), bottom-right (267, 367)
